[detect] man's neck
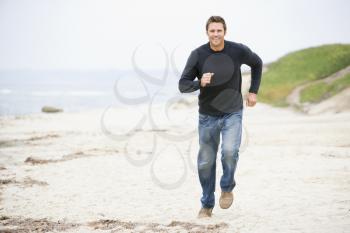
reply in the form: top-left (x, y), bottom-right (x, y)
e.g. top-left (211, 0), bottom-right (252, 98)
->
top-left (210, 42), bottom-right (225, 52)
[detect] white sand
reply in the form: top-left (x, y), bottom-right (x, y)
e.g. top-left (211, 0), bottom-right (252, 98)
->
top-left (0, 98), bottom-right (350, 232)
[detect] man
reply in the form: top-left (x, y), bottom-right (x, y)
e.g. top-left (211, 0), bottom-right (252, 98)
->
top-left (178, 16), bottom-right (262, 218)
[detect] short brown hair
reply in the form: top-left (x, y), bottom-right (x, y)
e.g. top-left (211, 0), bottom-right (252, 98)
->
top-left (206, 16), bottom-right (227, 32)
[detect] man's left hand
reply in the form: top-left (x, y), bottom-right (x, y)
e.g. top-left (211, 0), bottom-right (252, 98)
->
top-left (246, 93), bottom-right (257, 107)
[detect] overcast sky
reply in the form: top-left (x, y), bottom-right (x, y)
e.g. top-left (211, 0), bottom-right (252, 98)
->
top-left (0, 0), bottom-right (349, 71)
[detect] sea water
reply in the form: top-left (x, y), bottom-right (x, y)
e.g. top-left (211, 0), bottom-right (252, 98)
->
top-left (0, 69), bottom-right (186, 116)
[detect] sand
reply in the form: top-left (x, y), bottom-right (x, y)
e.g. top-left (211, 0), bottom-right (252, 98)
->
top-left (0, 96), bottom-right (350, 232)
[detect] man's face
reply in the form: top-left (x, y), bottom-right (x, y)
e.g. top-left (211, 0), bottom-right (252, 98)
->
top-left (207, 22), bottom-right (226, 48)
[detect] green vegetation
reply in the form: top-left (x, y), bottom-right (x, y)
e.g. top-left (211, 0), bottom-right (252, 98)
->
top-left (300, 73), bottom-right (350, 103)
top-left (258, 44), bottom-right (350, 106)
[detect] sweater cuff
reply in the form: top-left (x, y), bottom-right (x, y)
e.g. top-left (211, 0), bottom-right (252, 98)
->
top-left (248, 88), bottom-right (258, 94)
top-left (193, 80), bottom-right (200, 90)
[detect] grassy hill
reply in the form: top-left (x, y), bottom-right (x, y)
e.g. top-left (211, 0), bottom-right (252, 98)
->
top-left (258, 44), bottom-right (350, 106)
top-left (300, 72), bottom-right (350, 103)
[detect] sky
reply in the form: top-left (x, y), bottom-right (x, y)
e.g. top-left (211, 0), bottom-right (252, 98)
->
top-left (0, 0), bottom-right (349, 71)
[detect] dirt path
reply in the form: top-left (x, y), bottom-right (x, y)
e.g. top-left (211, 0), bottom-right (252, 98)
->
top-left (286, 65), bottom-right (350, 110)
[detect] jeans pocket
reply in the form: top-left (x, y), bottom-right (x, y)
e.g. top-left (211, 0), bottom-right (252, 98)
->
top-left (199, 113), bottom-right (210, 126)
top-left (199, 113), bottom-right (208, 120)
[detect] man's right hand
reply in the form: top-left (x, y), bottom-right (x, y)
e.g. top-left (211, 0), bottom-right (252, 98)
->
top-left (200, 73), bottom-right (214, 87)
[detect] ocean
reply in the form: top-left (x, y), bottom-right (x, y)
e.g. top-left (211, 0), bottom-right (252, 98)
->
top-left (0, 69), bottom-right (186, 116)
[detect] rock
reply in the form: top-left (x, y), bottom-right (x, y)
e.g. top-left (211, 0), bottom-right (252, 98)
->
top-left (41, 106), bottom-right (63, 113)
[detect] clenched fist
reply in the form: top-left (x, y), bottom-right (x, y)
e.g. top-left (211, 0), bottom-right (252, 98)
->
top-left (246, 93), bottom-right (257, 107)
top-left (200, 73), bottom-right (214, 87)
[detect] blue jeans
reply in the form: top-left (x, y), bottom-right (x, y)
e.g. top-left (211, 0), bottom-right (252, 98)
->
top-left (197, 109), bottom-right (243, 208)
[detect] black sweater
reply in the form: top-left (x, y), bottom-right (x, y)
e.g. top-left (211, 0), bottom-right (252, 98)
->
top-left (178, 40), bottom-right (262, 116)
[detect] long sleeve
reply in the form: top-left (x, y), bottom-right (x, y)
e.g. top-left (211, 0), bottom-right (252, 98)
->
top-left (178, 50), bottom-right (200, 93)
top-left (241, 45), bottom-right (263, 94)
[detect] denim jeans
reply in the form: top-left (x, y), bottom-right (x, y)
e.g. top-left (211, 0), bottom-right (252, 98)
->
top-left (197, 109), bottom-right (243, 208)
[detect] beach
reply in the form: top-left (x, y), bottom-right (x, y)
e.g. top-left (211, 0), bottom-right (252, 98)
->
top-left (1, 0), bottom-right (349, 231)
top-left (0, 95), bottom-right (349, 232)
